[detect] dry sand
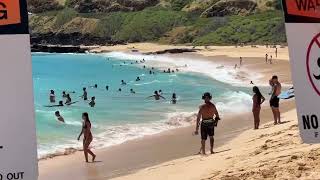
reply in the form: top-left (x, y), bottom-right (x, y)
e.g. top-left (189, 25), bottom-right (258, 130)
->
top-left (114, 108), bottom-right (320, 180)
top-left (39, 43), bottom-right (297, 180)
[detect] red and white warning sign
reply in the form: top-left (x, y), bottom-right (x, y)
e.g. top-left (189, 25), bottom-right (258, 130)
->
top-left (283, 0), bottom-right (320, 143)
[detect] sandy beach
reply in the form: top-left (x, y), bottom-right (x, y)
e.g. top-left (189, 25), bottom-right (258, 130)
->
top-left (39, 43), bottom-right (297, 180)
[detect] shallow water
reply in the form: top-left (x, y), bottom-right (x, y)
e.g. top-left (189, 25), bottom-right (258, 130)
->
top-left (32, 53), bottom-right (255, 157)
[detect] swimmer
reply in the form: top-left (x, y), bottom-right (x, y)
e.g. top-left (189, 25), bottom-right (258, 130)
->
top-left (149, 70), bottom-right (152, 74)
top-left (50, 90), bottom-right (55, 103)
top-left (90, 84), bottom-right (98, 88)
top-left (176, 69), bottom-right (179, 72)
top-left (250, 81), bottom-right (254, 85)
top-left (130, 89), bottom-right (136, 94)
top-left (136, 77), bottom-right (141, 81)
top-left (62, 91), bottom-right (67, 98)
top-left (148, 91), bottom-right (165, 100)
top-left (55, 111), bottom-right (65, 123)
top-left (82, 88), bottom-right (88, 100)
top-left (106, 86), bottom-right (109, 91)
top-left (171, 93), bottom-right (177, 104)
top-left (167, 68), bottom-right (171, 73)
top-left (65, 94), bottom-right (72, 105)
top-left (152, 67), bottom-right (154, 70)
top-left (143, 65), bottom-right (146, 69)
top-left (118, 88), bottom-right (122, 92)
top-left (121, 80), bottom-right (127, 85)
top-left (89, 97), bottom-right (96, 107)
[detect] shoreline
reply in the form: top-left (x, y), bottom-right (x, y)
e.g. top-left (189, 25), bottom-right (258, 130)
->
top-left (39, 100), bottom-right (296, 180)
top-left (38, 43), bottom-right (294, 179)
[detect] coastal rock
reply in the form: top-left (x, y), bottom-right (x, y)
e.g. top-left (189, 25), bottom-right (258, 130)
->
top-left (66, 0), bottom-right (159, 13)
top-left (27, 0), bottom-right (63, 13)
top-left (31, 32), bottom-right (125, 46)
top-left (144, 48), bottom-right (199, 55)
top-left (201, 0), bottom-right (257, 17)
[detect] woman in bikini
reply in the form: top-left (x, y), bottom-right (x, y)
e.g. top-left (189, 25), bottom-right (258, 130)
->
top-left (77, 112), bottom-right (96, 163)
top-left (252, 86), bottom-right (265, 129)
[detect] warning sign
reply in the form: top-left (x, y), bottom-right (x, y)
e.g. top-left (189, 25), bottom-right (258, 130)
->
top-left (0, 0), bottom-right (38, 179)
top-left (0, 0), bottom-right (21, 25)
top-left (283, 0), bottom-right (320, 143)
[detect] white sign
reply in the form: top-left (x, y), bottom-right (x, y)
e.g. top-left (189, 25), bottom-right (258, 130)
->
top-left (0, 0), bottom-right (38, 179)
top-left (283, 0), bottom-right (320, 143)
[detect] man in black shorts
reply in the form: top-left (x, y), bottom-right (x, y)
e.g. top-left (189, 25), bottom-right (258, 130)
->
top-left (194, 92), bottom-right (220, 154)
top-left (269, 75), bottom-right (282, 124)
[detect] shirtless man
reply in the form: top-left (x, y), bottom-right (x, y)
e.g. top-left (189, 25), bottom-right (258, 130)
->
top-left (269, 75), bottom-right (282, 124)
top-left (194, 92), bottom-right (220, 155)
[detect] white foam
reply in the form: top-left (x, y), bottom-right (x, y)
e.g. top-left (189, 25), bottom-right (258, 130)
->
top-left (102, 52), bottom-right (262, 87)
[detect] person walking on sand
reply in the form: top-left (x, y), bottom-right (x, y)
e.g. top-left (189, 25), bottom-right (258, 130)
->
top-left (50, 90), bottom-right (55, 103)
top-left (269, 76), bottom-right (282, 125)
top-left (275, 47), bottom-right (278, 58)
top-left (194, 92), bottom-right (220, 155)
top-left (252, 86), bottom-right (265, 129)
top-left (269, 55), bottom-right (273, 64)
top-left (77, 112), bottom-right (96, 163)
top-left (265, 54), bottom-right (268, 64)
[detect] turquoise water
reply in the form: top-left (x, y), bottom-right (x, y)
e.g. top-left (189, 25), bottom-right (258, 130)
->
top-left (32, 53), bottom-right (253, 157)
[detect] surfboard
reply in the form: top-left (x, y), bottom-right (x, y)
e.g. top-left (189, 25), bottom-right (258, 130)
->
top-left (278, 87), bottom-right (294, 99)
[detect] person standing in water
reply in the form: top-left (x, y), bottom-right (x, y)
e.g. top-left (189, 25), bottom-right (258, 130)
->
top-left (106, 86), bottom-right (109, 91)
top-left (148, 91), bottom-right (165, 100)
top-left (269, 75), bottom-right (282, 125)
top-left (82, 88), bottom-right (88, 101)
top-left (239, 57), bottom-right (243, 66)
top-left (171, 93), bottom-right (177, 104)
top-left (50, 90), bottom-right (55, 103)
top-left (89, 97), bottom-right (96, 107)
top-left (77, 112), bottom-right (96, 163)
top-left (55, 111), bottom-right (65, 123)
top-left (65, 94), bottom-right (72, 105)
top-left (252, 86), bottom-right (265, 129)
top-left (194, 92), bottom-right (220, 155)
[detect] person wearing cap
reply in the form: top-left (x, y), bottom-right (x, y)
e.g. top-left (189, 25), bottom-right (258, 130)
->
top-left (194, 92), bottom-right (220, 155)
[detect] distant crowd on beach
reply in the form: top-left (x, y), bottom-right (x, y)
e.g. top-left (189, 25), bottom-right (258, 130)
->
top-left (234, 45), bottom-right (279, 70)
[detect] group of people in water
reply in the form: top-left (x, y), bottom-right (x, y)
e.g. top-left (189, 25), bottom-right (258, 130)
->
top-left (46, 58), bottom-right (184, 162)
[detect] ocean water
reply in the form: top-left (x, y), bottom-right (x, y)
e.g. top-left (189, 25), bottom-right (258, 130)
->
top-left (32, 53), bottom-right (256, 158)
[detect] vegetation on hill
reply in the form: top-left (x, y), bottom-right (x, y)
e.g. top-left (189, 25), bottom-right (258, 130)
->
top-left (28, 0), bottom-right (286, 45)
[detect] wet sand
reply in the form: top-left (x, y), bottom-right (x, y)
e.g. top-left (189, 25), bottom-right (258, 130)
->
top-left (39, 44), bottom-right (294, 180)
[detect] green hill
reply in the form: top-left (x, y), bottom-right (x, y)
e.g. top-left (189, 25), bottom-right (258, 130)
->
top-left (28, 0), bottom-right (286, 46)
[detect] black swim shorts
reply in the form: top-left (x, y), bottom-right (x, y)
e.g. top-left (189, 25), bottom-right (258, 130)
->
top-left (201, 120), bottom-right (214, 140)
top-left (270, 96), bottom-right (280, 108)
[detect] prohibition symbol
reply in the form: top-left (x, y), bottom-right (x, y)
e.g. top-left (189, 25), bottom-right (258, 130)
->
top-left (307, 33), bottom-right (320, 96)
